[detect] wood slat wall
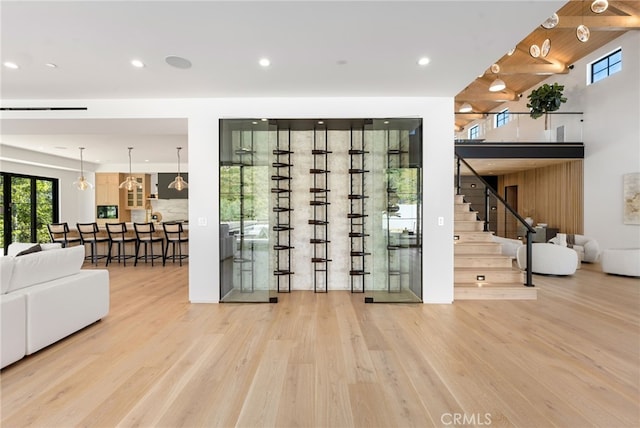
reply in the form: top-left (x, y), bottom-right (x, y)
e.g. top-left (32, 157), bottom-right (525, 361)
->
top-left (498, 160), bottom-right (583, 234)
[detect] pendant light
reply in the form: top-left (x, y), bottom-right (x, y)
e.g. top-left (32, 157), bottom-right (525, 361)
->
top-left (489, 77), bottom-right (506, 92)
top-left (119, 147), bottom-right (143, 191)
top-left (73, 147), bottom-right (93, 190)
top-left (591, 0), bottom-right (608, 13)
top-left (577, 1), bottom-right (590, 42)
top-left (459, 102), bottom-right (473, 113)
top-left (168, 146), bottom-right (188, 191)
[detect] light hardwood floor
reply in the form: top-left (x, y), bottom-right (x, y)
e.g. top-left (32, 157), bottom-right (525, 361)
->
top-left (1, 261), bottom-right (638, 427)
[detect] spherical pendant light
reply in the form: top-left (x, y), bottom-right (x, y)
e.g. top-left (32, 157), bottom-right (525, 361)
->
top-left (576, 24), bottom-right (590, 42)
top-left (591, 0), bottom-right (608, 13)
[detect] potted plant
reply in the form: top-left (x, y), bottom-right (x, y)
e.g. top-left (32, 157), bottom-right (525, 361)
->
top-left (526, 82), bottom-right (567, 129)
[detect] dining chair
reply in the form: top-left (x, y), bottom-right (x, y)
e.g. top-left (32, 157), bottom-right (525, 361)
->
top-left (105, 222), bottom-right (137, 266)
top-left (47, 222), bottom-right (82, 248)
top-left (162, 222), bottom-right (188, 266)
top-left (76, 222), bottom-right (109, 265)
top-left (133, 222), bottom-right (164, 266)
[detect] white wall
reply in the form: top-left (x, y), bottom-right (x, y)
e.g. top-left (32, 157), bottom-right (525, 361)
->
top-left (456, 31), bottom-right (640, 251)
top-left (580, 31), bottom-right (640, 250)
top-left (1, 97), bottom-right (455, 304)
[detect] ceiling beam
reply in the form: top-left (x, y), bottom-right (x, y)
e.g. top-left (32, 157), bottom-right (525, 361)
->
top-left (555, 15), bottom-right (640, 30)
top-left (487, 61), bottom-right (570, 75)
top-left (607, 2), bottom-right (640, 17)
top-left (457, 90), bottom-right (520, 102)
top-left (455, 113), bottom-right (485, 120)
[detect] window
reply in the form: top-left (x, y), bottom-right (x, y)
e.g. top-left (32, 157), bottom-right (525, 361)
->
top-left (468, 124), bottom-right (480, 140)
top-left (590, 48), bottom-right (622, 84)
top-left (1, 173), bottom-right (58, 252)
top-left (495, 109), bottom-right (509, 128)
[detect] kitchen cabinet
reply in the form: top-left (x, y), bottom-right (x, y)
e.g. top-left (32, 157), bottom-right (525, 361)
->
top-left (124, 174), bottom-right (150, 209)
top-left (95, 173), bottom-right (121, 205)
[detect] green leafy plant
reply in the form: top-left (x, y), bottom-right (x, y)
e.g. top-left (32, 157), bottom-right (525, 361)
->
top-left (526, 83), bottom-right (567, 128)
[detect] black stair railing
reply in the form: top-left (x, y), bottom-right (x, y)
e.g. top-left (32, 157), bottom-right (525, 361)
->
top-left (455, 155), bottom-right (536, 287)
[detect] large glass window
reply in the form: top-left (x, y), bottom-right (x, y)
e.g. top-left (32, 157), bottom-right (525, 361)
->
top-left (590, 48), bottom-right (622, 84)
top-left (1, 173), bottom-right (58, 253)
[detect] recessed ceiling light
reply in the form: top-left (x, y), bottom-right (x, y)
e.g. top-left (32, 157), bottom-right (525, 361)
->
top-left (252, 121), bottom-right (258, 125)
top-left (131, 59), bottom-right (145, 68)
top-left (417, 57), bottom-right (430, 66)
top-left (165, 55), bottom-right (192, 69)
top-left (45, 63), bottom-right (57, 68)
top-left (261, 118), bottom-right (268, 122)
top-left (259, 58), bottom-right (271, 67)
top-left (3, 62), bottom-right (19, 69)
top-left (317, 121), bottom-right (324, 125)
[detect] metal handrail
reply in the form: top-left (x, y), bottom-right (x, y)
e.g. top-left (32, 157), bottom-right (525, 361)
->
top-left (455, 155), bottom-right (536, 287)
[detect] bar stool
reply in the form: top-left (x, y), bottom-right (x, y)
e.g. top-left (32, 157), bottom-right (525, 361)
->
top-left (105, 222), bottom-right (136, 266)
top-left (76, 222), bottom-right (109, 265)
top-left (47, 222), bottom-right (82, 248)
top-left (162, 222), bottom-right (189, 266)
top-left (133, 222), bottom-right (164, 266)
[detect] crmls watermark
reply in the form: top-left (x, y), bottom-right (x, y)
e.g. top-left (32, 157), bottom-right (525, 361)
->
top-left (441, 412), bottom-right (492, 426)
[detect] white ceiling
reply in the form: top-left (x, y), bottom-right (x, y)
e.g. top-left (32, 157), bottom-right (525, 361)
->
top-left (0, 0), bottom-right (564, 165)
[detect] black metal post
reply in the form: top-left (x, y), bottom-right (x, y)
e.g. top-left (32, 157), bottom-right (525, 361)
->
top-left (525, 230), bottom-right (534, 286)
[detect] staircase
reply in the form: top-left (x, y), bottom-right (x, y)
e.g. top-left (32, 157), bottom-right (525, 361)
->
top-left (454, 194), bottom-right (537, 300)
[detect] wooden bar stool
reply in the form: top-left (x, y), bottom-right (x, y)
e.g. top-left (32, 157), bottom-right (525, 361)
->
top-left (76, 222), bottom-right (109, 265)
top-left (133, 222), bottom-right (164, 266)
top-left (47, 222), bottom-right (82, 248)
top-left (105, 222), bottom-right (136, 266)
top-left (162, 222), bottom-right (188, 266)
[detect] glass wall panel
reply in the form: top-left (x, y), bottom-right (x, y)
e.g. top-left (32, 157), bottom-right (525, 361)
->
top-left (366, 119), bottom-right (423, 302)
top-left (218, 118), bottom-right (422, 303)
top-left (219, 119), bottom-right (276, 302)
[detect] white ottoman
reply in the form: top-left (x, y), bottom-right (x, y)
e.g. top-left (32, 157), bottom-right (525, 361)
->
top-left (601, 248), bottom-right (640, 277)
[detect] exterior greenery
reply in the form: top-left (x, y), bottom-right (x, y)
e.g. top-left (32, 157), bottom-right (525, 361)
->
top-left (1, 173), bottom-right (55, 250)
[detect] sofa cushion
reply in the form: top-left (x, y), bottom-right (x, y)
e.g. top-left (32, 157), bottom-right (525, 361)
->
top-left (15, 244), bottom-right (42, 257)
top-left (7, 246), bottom-right (85, 293)
top-left (7, 242), bottom-right (62, 257)
top-left (0, 257), bottom-right (14, 294)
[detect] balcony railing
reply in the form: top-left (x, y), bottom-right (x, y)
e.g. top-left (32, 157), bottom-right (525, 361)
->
top-left (455, 111), bottom-right (583, 143)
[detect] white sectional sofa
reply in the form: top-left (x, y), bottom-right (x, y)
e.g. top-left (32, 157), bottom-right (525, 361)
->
top-left (1, 243), bottom-right (109, 369)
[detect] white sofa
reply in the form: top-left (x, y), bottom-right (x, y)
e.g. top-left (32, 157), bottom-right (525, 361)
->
top-left (1, 243), bottom-right (109, 369)
top-left (548, 234), bottom-right (600, 263)
top-left (516, 243), bottom-right (579, 276)
top-left (491, 235), bottom-right (523, 259)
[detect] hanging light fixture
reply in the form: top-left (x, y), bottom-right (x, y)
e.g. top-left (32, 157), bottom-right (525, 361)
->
top-left (577, 0), bottom-right (590, 42)
top-left (459, 102), bottom-right (473, 113)
top-left (489, 77), bottom-right (506, 92)
top-left (168, 146), bottom-right (188, 191)
top-left (73, 147), bottom-right (93, 191)
top-left (119, 147), bottom-right (143, 191)
top-left (591, 0), bottom-right (608, 13)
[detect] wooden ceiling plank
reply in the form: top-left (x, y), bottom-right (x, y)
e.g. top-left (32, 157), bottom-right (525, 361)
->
top-left (555, 15), bottom-right (640, 30)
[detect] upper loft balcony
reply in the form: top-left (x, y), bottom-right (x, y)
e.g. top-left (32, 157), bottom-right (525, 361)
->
top-left (454, 112), bottom-right (584, 161)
